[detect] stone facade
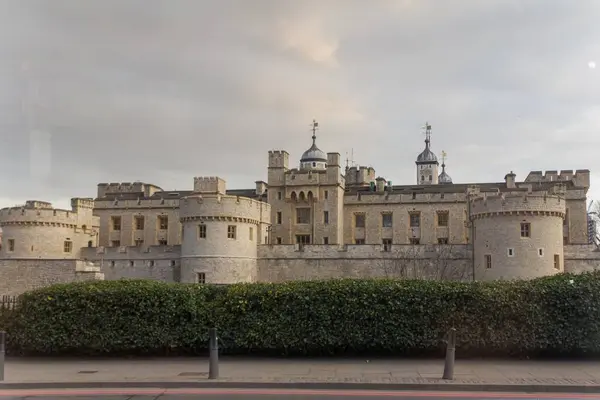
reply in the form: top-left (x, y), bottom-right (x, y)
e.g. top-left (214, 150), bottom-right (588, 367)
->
top-left (0, 122), bottom-right (597, 295)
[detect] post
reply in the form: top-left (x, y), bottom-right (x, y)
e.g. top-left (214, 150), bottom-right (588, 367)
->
top-left (208, 328), bottom-right (219, 379)
top-left (0, 331), bottom-right (5, 381)
top-left (442, 328), bottom-right (456, 380)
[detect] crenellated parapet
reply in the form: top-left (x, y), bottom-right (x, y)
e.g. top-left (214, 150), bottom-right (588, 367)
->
top-left (179, 193), bottom-right (271, 224)
top-left (0, 200), bottom-right (96, 229)
top-left (470, 194), bottom-right (566, 220)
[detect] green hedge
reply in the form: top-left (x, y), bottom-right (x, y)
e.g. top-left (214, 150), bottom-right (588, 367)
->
top-left (5, 272), bottom-right (600, 357)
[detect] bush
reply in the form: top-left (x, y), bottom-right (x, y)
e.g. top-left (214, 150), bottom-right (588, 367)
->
top-left (6, 272), bottom-right (600, 357)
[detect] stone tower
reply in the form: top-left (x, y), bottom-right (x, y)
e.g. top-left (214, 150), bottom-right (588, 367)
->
top-left (416, 122), bottom-right (439, 185)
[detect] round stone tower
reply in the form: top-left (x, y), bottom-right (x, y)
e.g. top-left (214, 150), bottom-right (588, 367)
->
top-left (179, 177), bottom-right (271, 284)
top-left (0, 199), bottom-right (99, 259)
top-left (471, 193), bottom-right (566, 281)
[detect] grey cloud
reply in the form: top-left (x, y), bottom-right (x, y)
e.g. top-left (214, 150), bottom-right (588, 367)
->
top-left (0, 0), bottom-right (599, 209)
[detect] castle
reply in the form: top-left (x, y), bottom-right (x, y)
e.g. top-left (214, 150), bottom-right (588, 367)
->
top-left (0, 121), bottom-right (597, 295)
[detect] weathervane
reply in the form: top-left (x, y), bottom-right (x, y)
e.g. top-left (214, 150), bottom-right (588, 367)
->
top-left (422, 122), bottom-right (432, 143)
top-left (310, 119), bottom-right (318, 144)
top-left (441, 150), bottom-right (447, 165)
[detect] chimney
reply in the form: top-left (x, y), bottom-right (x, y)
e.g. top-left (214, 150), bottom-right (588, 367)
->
top-left (504, 171), bottom-right (517, 189)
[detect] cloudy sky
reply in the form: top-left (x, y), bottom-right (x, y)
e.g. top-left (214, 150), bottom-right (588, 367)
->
top-left (0, 0), bottom-right (599, 209)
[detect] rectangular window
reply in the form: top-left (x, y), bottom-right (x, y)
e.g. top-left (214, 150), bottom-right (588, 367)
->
top-left (538, 248), bottom-right (544, 257)
top-left (296, 208), bottom-right (311, 224)
top-left (249, 227), bottom-right (254, 241)
top-left (277, 191), bottom-right (282, 200)
top-left (382, 238), bottom-right (392, 252)
top-left (323, 237), bottom-right (329, 244)
top-left (63, 240), bottom-right (72, 253)
top-left (485, 254), bottom-right (492, 269)
top-left (135, 239), bottom-right (143, 247)
top-left (437, 211), bottom-right (449, 227)
top-left (354, 238), bottom-right (365, 244)
top-left (111, 216), bottom-right (121, 231)
top-left (409, 213), bottom-right (420, 227)
top-left (554, 254), bottom-right (560, 270)
top-left (437, 238), bottom-right (449, 244)
top-left (276, 237), bottom-right (282, 244)
top-left (134, 216), bottom-right (145, 230)
top-left (412, 192), bottom-right (416, 199)
top-left (296, 235), bottom-right (311, 244)
top-left (324, 190), bottom-right (329, 199)
top-left (520, 222), bottom-right (531, 238)
top-left (227, 225), bottom-right (237, 239)
top-left (507, 248), bottom-right (514, 257)
top-left (382, 213), bottom-right (393, 228)
top-left (197, 272), bottom-right (206, 284)
top-left (354, 213), bottom-right (365, 228)
top-left (198, 224), bottom-right (207, 238)
top-left (323, 211), bottom-right (329, 224)
top-left (8, 239), bottom-right (14, 252)
top-left (158, 239), bottom-right (167, 246)
top-left (276, 211), bottom-right (282, 224)
top-left (111, 240), bottom-right (121, 247)
top-left (409, 238), bottom-right (420, 245)
top-left (441, 193), bottom-right (445, 199)
top-left (158, 215), bottom-right (169, 230)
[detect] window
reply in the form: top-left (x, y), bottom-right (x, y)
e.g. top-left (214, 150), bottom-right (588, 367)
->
top-left (158, 215), bottom-right (168, 230)
top-left (409, 213), bottom-right (420, 227)
top-left (158, 240), bottom-right (167, 246)
top-left (197, 272), bottom-right (206, 284)
top-left (134, 216), bottom-right (145, 230)
top-left (324, 190), bottom-right (329, 199)
top-left (429, 175), bottom-right (432, 181)
top-left (296, 235), bottom-right (311, 244)
top-left (198, 224), bottom-right (207, 238)
top-left (354, 213), bottom-right (365, 228)
top-left (111, 240), bottom-right (121, 247)
top-left (485, 254), bottom-right (492, 269)
top-left (323, 211), bottom-right (329, 224)
top-left (149, 260), bottom-right (155, 267)
top-left (409, 238), bottom-right (420, 245)
top-left (277, 191), bottom-right (282, 200)
top-left (135, 239), bottom-right (143, 246)
top-left (110, 261), bottom-right (115, 267)
top-left (412, 192), bottom-right (417, 199)
top-left (276, 211), bottom-right (282, 224)
top-left (354, 238), bottom-right (365, 244)
top-left (507, 248), bottom-right (514, 257)
top-left (382, 213), bottom-right (393, 228)
top-left (8, 239), bottom-right (14, 252)
top-left (170, 260), bottom-right (176, 267)
top-left (276, 237), bottom-right (282, 244)
top-left (129, 260), bottom-right (134, 267)
top-left (111, 216), bottom-right (121, 231)
top-left (382, 238), bottom-right (392, 252)
top-left (63, 240), bottom-right (72, 253)
top-left (538, 248), bottom-right (544, 257)
top-left (554, 254), bottom-right (560, 270)
top-left (441, 193), bottom-right (445, 199)
top-left (323, 237), bottom-right (329, 244)
top-left (296, 208), bottom-right (310, 224)
top-left (227, 225), bottom-right (237, 239)
top-left (520, 222), bottom-right (531, 238)
top-left (249, 227), bottom-right (254, 240)
top-left (437, 211), bottom-right (449, 227)
top-left (437, 238), bottom-right (449, 244)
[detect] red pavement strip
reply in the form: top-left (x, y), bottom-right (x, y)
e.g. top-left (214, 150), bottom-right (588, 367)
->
top-left (1, 389), bottom-right (600, 398)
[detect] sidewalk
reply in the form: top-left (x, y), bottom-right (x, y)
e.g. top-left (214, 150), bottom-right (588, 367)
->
top-left (3, 357), bottom-right (600, 391)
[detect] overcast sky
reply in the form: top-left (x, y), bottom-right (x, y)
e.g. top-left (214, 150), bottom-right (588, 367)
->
top-left (0, 0), bottom-right (599, 209)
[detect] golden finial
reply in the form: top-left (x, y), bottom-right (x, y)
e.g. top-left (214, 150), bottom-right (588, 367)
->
top-left (441, 150), bottom-right (447, 165)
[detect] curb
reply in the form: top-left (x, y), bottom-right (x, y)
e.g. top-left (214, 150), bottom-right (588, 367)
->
top-left (2, 381), bottom-right (600, 393)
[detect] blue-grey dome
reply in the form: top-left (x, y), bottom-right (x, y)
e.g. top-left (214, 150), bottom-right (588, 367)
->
top-left (417, 147), bottom-right (438, 163)
top-left (438, 164), bottom-right (453, 184)
top-left (300, 143), bottom-right (327, 162)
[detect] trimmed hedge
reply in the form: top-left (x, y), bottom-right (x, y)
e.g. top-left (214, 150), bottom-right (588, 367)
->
top-left (5, 272), bottom-right (600, 357)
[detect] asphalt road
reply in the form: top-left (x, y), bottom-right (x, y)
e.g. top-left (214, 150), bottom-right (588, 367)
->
top-left (2, 388), bottom-right (600, 400)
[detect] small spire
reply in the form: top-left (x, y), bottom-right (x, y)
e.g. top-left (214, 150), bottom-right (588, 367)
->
top-left (311, 119), bottom-right (319, 145)
top-left (441, 150), bottom-right (447, 169)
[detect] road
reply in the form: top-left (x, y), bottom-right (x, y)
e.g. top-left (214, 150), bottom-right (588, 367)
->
top-left (1, 388), bottom-right (600, 400)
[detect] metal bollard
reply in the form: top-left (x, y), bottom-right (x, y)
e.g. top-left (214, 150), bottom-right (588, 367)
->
top-left (0, 331), bottom-right (5, 381)
top-left (442, 328), bottom-right (456, 380)
top-left (208, 328), bottom-right (219, 379)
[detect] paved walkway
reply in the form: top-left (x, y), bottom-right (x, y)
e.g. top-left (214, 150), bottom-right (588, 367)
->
top-left (3, 357), bottom-right (600, 386)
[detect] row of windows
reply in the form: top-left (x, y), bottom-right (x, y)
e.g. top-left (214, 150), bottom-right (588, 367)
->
top-left (274, 210), bottom-right (451, 227)
top-left (484, 253), bottom-right (561, 269)
top-left (3, 239), bottom-right (75, 253)
top-left (276, 190), bottom-right (330, 201)
top-left (111, 215), bottom-right (169, 231)
top-left (106, 259), bottom-right (177, 267)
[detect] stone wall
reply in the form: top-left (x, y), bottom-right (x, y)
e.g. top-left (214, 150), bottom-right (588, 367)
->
top-left (80, 245), bottom-right (180, 281)
top-left (0, 259), bottom-right (103, 296)
top-left (257, 244), bottom-right (473, 282)
top-left (564, 244), bottom-right (600, 273)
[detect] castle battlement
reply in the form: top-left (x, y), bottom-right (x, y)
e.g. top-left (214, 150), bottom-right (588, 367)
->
top-left (179, 193), bottom-right (271, 224)
top-left (82, 245), bottom-right (181, 260)
top-left (471, 194), bottom-right (566, 218)
top-left (0, 202), bottom-right (87, 227)
top-left (97, 181), bottom-right (163, 198)
top-left (524, 169), bottom-right (590, 188)
top-left (193, 176), bottom-right (226, 194)
top-left (71, 198), bottom-right (95, 210)
top-left (94, 197), bottom-right (181, 209)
